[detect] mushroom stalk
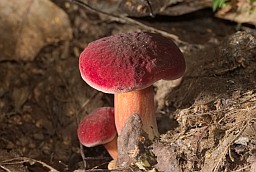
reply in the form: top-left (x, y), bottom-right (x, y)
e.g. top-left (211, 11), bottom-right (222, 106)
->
top-left (104, 135), bottom-right (118, 160)
top-left (114, 86), bottom-right (159, 140)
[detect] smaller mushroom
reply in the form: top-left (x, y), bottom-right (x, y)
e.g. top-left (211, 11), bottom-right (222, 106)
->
top-left (77, 107), bottom-right (117, 160)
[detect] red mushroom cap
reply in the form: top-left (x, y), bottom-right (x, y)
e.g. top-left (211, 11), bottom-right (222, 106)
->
top-left (77, 107), bottom-right (116, 147)
top-left (79, 32), bottom-right (186, 94)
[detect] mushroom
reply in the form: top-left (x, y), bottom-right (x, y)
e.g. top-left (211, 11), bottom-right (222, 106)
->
top-left (79, 32), bottom-right (186, 140)
top-left (77, 107), bottom-right (117, 160)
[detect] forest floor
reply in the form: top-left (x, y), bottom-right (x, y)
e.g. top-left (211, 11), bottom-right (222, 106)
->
top-left (0, 0), bottom-right (255, 172)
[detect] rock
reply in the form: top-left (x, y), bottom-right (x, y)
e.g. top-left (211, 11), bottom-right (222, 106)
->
top-left (0, 0), bottom-right (72, 61)
top-left (152, 142), bottom-right (182, 172)
top-left (117, 114), bottom-right (157, 170)
top-left (154, 78), bottom-right (183, 111)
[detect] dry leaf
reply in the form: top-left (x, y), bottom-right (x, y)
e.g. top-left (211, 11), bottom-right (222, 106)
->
top-left (0, 0), bottom-right (72, 61)
top-left (80, 0), bottom-right (211, 17)
top-left (216, 0), bottom-right (256, 25)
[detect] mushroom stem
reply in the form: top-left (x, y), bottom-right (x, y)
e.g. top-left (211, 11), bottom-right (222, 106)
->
top-left (104, 135), bottom-right (118, 160)
top-left (114, 86), bottom-right (159, 140)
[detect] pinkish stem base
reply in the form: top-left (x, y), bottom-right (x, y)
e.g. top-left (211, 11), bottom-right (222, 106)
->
top-left (104, 135), bottom-right (118, 160)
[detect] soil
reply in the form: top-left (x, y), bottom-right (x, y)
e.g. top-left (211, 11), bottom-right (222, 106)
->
top-left (0, 1), bottom-right (255, 172)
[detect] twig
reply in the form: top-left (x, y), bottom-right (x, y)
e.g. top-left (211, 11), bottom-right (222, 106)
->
top-left (90, 161), bottom-right (111, 170)
top-left (77, 91), bottom-right (99, 118)
top-left (144, 0), bottom-right (154, 17)
top-left (0, 165), bottom-right (12, 172)
top-left (69, 0), bottom-right (187, 45)
top-left (80, 142), bottom-right (87, 171)
top-left (76, 91), bottom-right (100, 171)
top-left (1, 157), bottom-right (59, 172)
top-left (231, 165), bottom-right (251, 172)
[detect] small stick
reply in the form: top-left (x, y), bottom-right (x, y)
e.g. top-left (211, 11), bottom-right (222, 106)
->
top-left (1, 157), bottom-right (59, 172)
top-left (80, 142), bottom-right (87, 171)
top-left (76, 91), bottom-right (100, 171)
top-left (0, 165), bottom-right (12, 172)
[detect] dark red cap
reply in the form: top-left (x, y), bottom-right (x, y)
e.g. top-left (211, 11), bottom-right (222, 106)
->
top-left (79, 32), bottom-right (186, 94)
top-left (77, 107), bottom-right (116, 147)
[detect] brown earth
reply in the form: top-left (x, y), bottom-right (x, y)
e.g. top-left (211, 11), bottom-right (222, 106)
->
top-left (0, 0), bottom-right (255, 172)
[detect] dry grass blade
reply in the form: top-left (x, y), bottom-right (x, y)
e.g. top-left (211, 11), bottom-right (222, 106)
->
top-left (202, 107), bottom-right (256, 172)
top-left (76, 91), bottom-right (100, 170)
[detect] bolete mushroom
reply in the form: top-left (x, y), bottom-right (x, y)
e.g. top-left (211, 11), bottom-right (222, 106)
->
top-left (77, 107), bottom-right (117, 160)
top-left (79, 32), bottom-right (186, 140)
